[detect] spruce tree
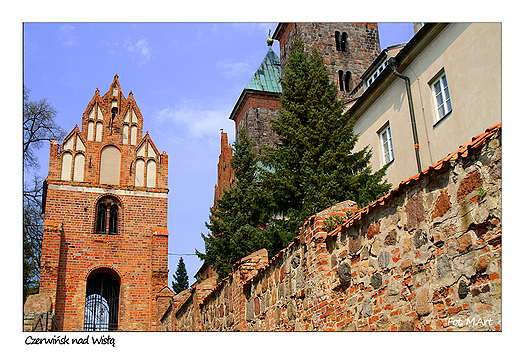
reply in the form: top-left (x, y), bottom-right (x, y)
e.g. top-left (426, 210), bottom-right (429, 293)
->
top-left (197, 130), bottom-right (276, 279)
top-left (171, 257), bottom-right (189, 294)
top-left (261, 38), bottom-right (391, 240)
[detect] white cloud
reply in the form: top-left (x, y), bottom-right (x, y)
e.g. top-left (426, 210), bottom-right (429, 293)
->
top-left (124, 38), bottom-right (153, 64)
top-left (153, 99), bottom-right (234, 140)
top-left (57, 24), bottom-right (75, 46)
top-left (216, 59), bottom-right (254, 78)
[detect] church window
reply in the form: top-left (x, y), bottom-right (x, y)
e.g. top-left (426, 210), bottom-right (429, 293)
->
top-left (108, 205), bottom-right (118, 234)
top-left (335, 31), bottom-right (348, 52)
top-left (341, 32), bottom-right (347, 52)
top-left (96, 205), bottom-right (107, 233)
top-left (338, 70), bottom-right (345, 91)
top-left (345, 71), bottom-right (351, 92)
top-left (95, 196), bottom-right (121, 234)
top-left (84, 271), bottom-right (120, 331)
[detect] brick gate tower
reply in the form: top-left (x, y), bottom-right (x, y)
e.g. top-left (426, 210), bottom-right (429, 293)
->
top-left (39, 74), bottom-right (169, 331)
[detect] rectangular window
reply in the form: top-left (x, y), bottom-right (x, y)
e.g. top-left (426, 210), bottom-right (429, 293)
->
top-left (431, 73), bottom-right (452, 122)
top-left (379, 124), bottom-right (394, 165)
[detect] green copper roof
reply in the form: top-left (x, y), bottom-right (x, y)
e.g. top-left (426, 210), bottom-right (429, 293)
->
top-left (244, 46), bottom-right (282, 94)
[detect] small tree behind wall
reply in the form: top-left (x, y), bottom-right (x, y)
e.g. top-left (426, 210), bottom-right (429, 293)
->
top-left (171, 257), bottom-right (189, 294)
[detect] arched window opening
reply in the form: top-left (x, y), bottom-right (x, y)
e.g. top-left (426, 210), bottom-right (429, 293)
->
top-left (96, 205), bottom-right (107, 233)
top-left (341, 32), bottom-right (348, 52)
top-left (338, 70), bottom-right (345, 91)
top-left (95, 196), bottom-right (121, 235)
top-left (84, 272), bottom-right (119, 331)
top-left (345, 71), bottom-right (351, 92)
top-left (335, 31), bottom-right (341, 51)
top-left (108, 205), bottom-right (118, 235)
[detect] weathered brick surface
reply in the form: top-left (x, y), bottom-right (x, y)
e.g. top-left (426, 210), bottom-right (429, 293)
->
top-left (231, 91), bottom-right (281, 155)
top-left (162, 124), bottom-right (501, 332)
top-left (39, 75), bottom-right (169, 331)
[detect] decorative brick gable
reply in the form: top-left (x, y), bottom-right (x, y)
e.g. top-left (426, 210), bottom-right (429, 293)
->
top-left (38, 75), bottom-right (169, 331)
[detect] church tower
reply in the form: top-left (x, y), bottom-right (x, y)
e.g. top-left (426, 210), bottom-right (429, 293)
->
top-left (39, 75), bottom-right (169, 331)
top-left (273, 23), bottom-right (381, 100)
top-left (229, 36), bottom-right (283, 154)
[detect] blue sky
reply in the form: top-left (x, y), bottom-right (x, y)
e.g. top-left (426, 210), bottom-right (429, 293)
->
top-left (22, 22), bottom-right (416, 287)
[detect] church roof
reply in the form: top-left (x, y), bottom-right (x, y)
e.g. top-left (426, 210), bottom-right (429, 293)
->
top-left (244, 46), bottom-right (282, 94)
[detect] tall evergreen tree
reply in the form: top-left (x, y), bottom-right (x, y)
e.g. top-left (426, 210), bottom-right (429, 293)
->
top-left (197, 130), bottom-right (276, 279)
top-left (261, 39), bottom-right (391, 240)
top-left (171, 257), bottom-right (189, 294)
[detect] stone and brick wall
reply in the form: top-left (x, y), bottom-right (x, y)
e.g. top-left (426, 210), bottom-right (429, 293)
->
top-left (162, 124), bottom-right (501, 331)
top-left (274, 23), bottom-right (381, 100)
top-left (231, 91), bottom-right (281, 155)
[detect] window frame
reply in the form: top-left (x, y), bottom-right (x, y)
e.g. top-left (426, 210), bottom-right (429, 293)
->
top-left (95, 196), bottom-right (121, 235)
top-left (430, 72), bottom-right (452, 123)
top-left (378, 123), bottom-right (395, 166)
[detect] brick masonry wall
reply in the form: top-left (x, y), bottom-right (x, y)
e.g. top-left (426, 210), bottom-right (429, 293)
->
top-left (163, 124), bottom-right (501, 331)
top-left (232, 91), bottom-right (281, 155)
top-left (39, 76), bottom-right (169, 331)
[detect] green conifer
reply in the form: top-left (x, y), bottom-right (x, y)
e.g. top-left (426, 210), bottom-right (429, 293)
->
top-left (261, 38), bottom-right (391, 239)
top-left (171, 257), bottom-right (189, 294)
top-left (197, 130), bottom-right (276, 279)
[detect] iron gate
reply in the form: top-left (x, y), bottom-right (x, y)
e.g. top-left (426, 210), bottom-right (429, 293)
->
top-left (84, 272), bottom-right (119, 331)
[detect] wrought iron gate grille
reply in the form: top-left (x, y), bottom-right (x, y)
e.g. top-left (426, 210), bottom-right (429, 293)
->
top-left (84, 272), bottom-right (119, 331)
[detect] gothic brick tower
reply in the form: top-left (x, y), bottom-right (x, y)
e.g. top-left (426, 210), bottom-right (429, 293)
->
top-left (273, 23), bottom-right (381, 100)
top-left (39, 74), bottom-right (169, 331)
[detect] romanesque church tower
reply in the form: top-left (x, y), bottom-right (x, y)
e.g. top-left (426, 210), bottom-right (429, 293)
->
top-left (39, 75), bottom-right (170, 331)
top-left (230, 23), bottom-right (381, 155)
top-left (273, 23), bottom-right (381, 100)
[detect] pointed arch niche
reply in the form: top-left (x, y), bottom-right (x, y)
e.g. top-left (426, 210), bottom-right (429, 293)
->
top-left (99, 145), bottom-right (121, 185)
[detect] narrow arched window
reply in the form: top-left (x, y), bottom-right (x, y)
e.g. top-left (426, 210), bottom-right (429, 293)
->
top-left (108, 205), bottom-right (118, 234)
top-left (335, 31), bottom-right (341, 51)
top-left (345, 71), bottom-right (351, 92)
top-left (97, 205), bottom-right (107, 233)
top-left (341, 32), bottom-right (347, 52)
top-left (338, 70), bottom-right (345, 91)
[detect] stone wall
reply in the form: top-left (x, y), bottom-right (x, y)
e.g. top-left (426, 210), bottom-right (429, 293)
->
top-left (163, 124), bottom-right (501, 331)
